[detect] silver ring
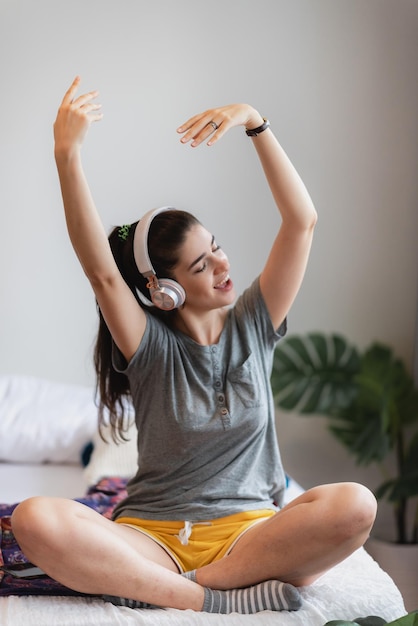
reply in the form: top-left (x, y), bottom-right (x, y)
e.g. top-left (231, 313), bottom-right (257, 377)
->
top-left (209, 121), bottom-right (218, 130)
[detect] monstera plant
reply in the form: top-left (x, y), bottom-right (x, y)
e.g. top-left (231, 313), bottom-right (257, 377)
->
top-left (271, 332), bottom-right (418, 545)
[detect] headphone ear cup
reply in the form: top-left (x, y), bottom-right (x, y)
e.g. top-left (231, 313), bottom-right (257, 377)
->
top-left (149, 278), bottom-right (186, 311)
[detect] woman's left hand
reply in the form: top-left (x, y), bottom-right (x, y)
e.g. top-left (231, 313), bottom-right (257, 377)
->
top-left (177, 103), bottom-right (264, 147)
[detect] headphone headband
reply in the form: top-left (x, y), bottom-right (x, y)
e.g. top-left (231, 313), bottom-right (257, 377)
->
top-left (133, 206), bottom-right (175, 277)
top-left (132, 206), bottom-right (186, 310)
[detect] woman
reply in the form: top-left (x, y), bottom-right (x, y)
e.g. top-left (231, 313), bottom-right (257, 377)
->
top-left (11, 77), bottom-right (377, 614)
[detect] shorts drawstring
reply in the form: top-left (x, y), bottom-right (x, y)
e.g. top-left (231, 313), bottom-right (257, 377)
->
top-left (176, 521), bottom-right (193, 545)
top-left (175, 521), bottom-right (211, 545)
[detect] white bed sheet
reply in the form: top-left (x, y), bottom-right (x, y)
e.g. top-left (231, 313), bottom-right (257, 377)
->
top-left (0, 462), bottom-right (407, 625)
top-left (0, 550), bottom-right (406, 626)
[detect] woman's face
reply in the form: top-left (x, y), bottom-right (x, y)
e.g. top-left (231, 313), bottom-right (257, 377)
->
top-left (173, 224), bottom-right (236, 310)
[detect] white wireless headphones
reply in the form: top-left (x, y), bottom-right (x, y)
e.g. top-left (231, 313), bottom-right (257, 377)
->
top-left (133, 206), bottom-right (186, 311)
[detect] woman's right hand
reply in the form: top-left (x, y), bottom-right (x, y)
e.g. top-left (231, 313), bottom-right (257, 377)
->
top-left (53, 77), bottom-right (146, 364)
top-left (53, 76), bottom-right (103, 159)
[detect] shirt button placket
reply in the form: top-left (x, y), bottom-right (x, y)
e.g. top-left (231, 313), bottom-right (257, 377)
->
top-left (220, 406), bottom-right (231, 429)
top-left (211, 346), bottom-right (231, 430)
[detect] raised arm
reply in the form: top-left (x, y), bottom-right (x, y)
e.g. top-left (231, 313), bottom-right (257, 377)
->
top-left (177, 104), bottom-right (317, 329)
top-left (54, 77), bottom-right (146, 361)
top-left (248, 121), bottom-right (317, 329)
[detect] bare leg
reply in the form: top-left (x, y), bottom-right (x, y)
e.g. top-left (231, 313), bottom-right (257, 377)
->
top-left (194, 482), bottom-right (377, 589)
top-left (11, 483), bottom-right (375, 612)
top-left (11, 496), bottom-right (301, 613)
top-left (11, 496), bottom-right (204, 610)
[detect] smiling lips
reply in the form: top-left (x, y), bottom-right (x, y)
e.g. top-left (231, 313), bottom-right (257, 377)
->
top-left (214, 274), bottom-right (231, 290)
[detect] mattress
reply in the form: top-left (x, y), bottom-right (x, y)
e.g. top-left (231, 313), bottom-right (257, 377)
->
top-left (0, 463), bottom-right (407, 626)
top-left (0, 377), bottom-right (408, 624)
top-left (0, 548), bottom-right (406, 626)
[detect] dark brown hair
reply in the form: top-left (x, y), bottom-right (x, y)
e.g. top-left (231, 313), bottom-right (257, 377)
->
top-left (93, 209), bottom-right (201, 441)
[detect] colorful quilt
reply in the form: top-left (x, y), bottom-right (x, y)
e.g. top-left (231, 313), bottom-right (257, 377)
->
top-left (0, 476), bottom-right (128, 596)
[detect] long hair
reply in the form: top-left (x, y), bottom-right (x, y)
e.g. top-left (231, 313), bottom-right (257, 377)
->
top-left (94, 209), bottom-right (201, 441)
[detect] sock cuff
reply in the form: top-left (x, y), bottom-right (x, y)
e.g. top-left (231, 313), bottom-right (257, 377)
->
top-left (181, 569), bottom-right (197, 583)
top-left (202, 587), bottom-right (216, 612)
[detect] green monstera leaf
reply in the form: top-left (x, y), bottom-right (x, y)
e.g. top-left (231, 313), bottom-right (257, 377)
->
top-left (387, 613), bottom-right (418, 626)
top-left (271, 333), bottom-right (360, 416)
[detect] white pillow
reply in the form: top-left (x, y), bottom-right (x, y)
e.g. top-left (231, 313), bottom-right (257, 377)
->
top-left (83, 420), bottom-right (138, 486)
top-left (0, 375), bottom-right (99, 463)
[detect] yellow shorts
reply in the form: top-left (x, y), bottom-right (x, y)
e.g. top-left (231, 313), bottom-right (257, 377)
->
top-left (116, 509), bottom-right (276, 573)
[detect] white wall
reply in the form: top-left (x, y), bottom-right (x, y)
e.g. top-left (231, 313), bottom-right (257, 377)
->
top-left (1, 0), bottom-right (417, 503)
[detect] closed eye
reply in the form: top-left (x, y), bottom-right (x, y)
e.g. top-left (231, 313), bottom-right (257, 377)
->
top-left (195, 262), bottom-right (207, 273)
top-left (194, 244), bottom-right (222, 273)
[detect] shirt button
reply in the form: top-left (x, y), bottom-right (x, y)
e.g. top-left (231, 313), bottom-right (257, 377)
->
top-left (220, 408), bottom-right (228, 416)
top-left (215, 380), bottom-right (221, 388)
top-left (218, 394), bottom-right (224, 403)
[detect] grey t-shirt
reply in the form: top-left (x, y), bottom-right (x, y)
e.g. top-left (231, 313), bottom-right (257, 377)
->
top-left (111, 277), bottom-right (287, 522)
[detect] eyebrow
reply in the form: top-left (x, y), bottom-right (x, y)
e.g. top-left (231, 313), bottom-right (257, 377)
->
top-left (187, 234), bottom-right (215, 271)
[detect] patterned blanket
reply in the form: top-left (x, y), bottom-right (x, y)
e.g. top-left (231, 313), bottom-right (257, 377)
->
top-left (0, 476), bottom-right (128, 596)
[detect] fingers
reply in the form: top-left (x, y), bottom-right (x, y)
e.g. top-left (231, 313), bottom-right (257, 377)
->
top-left (177, 109), bottom-right (228, 147)
top-left (72, 86), bottom-right (102, 115)
top-left (76, 92), bottom-right (102, 116)
top-left (79, 101), bottom-right (103, 123)
top-left (54, 78), bottom-right (103, 153)
top-left (61, 75), bottom-right (81, 106)
top-left (177, 104), bottom-right (250, 148)
top-left (58, 76), bottom-right (103, 124)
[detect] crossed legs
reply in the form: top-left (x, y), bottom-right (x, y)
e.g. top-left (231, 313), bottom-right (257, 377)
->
top-left (11, 482), bottom-right (376, 612)
top-left (196, 482), bottom-right (377, 589)
top-left (11, 497), bottom-right (203, 610)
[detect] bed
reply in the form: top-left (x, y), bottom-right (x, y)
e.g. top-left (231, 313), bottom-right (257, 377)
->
top-left (0, 375), bottom-right (407, 625)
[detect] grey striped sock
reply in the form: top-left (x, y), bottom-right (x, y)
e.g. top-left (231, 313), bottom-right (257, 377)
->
top-left (202, 580), bottom-right (302, 613)
top-left (102, 594), bottom-right (159, 610)
top-left (181, 569), bottom-right (197, 582)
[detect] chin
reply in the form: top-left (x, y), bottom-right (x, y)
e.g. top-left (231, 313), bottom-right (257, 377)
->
top-left (221, 284), bottom-right (236, 304)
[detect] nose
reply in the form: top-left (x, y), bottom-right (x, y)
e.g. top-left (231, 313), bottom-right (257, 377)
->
top-left (214, 250), bottom-right (229, 272)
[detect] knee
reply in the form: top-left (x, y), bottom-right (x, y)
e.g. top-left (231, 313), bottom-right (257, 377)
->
top-left (330, 482), bottom-right (377, 543)
top-left (11, 496), bottom-right (56, 548)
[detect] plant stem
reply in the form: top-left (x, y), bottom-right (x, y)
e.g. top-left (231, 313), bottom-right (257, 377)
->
top-left (395, 427), bottom-right (407, 543)
top-left (394, 498), bottom-right (407, 544)
top-left (413, 501), bottom-right (418, 544)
